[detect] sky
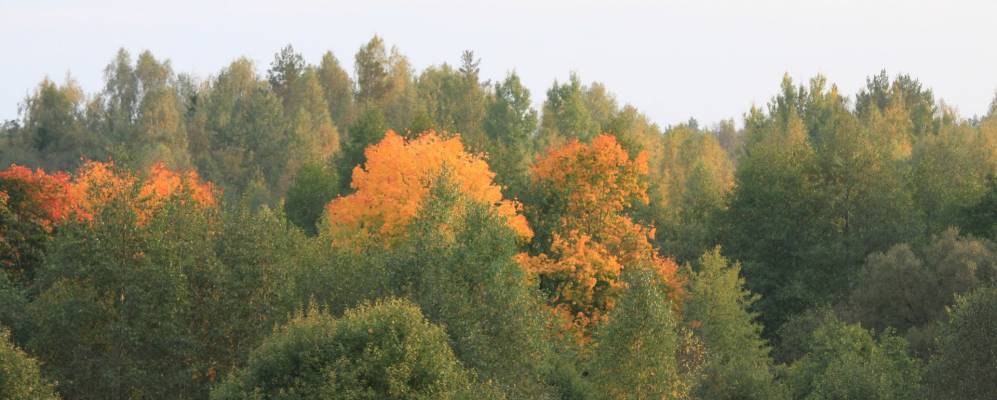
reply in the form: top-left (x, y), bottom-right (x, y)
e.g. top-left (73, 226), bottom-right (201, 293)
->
top-left (1, 0), bottom-right (996, 127)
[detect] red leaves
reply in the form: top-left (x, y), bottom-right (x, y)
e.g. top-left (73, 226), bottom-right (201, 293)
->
top-left (1, 161), bottom-right (218, 229)
top-left (0, 165), bottom-right (82, 230)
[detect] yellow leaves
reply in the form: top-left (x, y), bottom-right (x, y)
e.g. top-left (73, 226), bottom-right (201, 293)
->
top-left (325, 130), bottom-right (531, 248)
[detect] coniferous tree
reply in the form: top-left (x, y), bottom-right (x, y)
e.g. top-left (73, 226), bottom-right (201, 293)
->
top-left (685, 248), bottom-right (785, 400)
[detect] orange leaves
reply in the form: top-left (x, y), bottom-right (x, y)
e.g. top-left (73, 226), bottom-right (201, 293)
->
top-left (325, 130), bottom-right (531, 247)
top-left (78, 161), bottom-right (217, 224)
top-left (532, 134), bottom-right (649, 231)
top-left (72, 161), bottom-right (136, 219)
top-left (1, 161), bottom-right (218, 228)
top-left (0, 165), bottom-right (81, 229)
top-left (139, 163), bottom-right (217, 211)
top-left (522, 232), bottom-right (624, 328)
top-left (525, 134), bottom-right (683, 336)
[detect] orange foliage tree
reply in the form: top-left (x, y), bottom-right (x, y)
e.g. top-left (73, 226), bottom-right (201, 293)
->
top-left (522, 134), bottom-right (683, 336)
top-left (324, 130), bottom-right (531, 248)
top-left (0, 165), bottom-right (81, 229)
top-left (73, 161), bottom-right (216, 224)
top-left (0, 165), bottom-right (84, 279)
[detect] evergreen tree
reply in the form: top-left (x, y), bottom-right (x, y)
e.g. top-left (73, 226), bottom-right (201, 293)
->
top-left (685, 248), bottom-right (785, 400)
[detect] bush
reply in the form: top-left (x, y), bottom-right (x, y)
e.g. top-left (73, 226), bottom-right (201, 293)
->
top-left (0, 327), bottom-right (59, 400)
top-left (212, 298), bottom-right (494, 400)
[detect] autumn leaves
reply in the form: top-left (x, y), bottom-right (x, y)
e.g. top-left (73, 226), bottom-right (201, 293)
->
top-left (320, 129), bottom-right (682, 338)
top-left (323, 130), bottom-right (531, 247)
top-left (0, 128), bottom-right (679, 341)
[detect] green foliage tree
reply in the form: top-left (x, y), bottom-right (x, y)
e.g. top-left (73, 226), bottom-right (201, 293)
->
top-left (91, 49), bottom-right (191, 170)
top-left (355, 36), bottom-right (393, 107)
top-left (721, 103), bottom-right (822, 334)
top-left (335, 107), bottom-right (388, 192)
top-left (317, 51), bottom-right (356, 130)
top-left (392, 177), bottom-right (554, 399)
top-left (685, 248), bottom-right (785, 400)
top-left (27, 196), bottom-right (218, 399)
top-left (540, 73), bottom-right (597, 147)
top-left (267, 44), bottom-right (306, 105)
top-left (0, 328), bottom-right (59, 400)
top-left (483, 72), bottom-right (538, 198)
top-left (590, 268), bottom-right (686, 400)
top-left (211, 298), bottom-right (493, 400)
top-left (847, 229), bottom-right (997, 355)
top-left (13, 77), bottom-right (89, 170)
top-left (413, 51), bottom-right (489, 149)
top-left (651, 124), bottom-right (733, 262)
top-left (722, 75), bottom-right (917, 336)
top-left (784, 313), bottom-right (923, 400)
top-left (191, 58), bottom-right (289, 196)
top-left (961, 175), bottom-right (997, 239)
top-left (209, 201), bottom-right (305, 372)
top-left (855, 71), bottom-right (936, 137)
top-left (354, 36), bottom-right (415, 129)
top-left (284, 68), bottom-right (341, 180)
top-left (925, 286), bottom-right (997, 400)
top-left (913, 121), bottom-right (997, 233)
top-left (284, 160), bottom-right (340, 235)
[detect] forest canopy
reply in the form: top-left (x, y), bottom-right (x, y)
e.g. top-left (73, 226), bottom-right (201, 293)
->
top-left (2, 38), bottom-right (996, 400)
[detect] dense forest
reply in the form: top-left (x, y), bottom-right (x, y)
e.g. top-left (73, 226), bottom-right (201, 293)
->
top-left (1, 36), bottom-right (996, 399)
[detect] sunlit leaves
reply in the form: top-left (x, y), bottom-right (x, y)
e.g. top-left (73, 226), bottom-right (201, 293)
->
top-left (325, 130), bottom-right (531, 248)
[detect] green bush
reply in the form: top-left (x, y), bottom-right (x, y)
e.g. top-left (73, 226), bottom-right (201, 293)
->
top-left (212, 298), bottom-right (496, 400)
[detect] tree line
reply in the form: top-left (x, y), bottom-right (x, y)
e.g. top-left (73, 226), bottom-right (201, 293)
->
top-left (1, 36), bottom-right (996, 399)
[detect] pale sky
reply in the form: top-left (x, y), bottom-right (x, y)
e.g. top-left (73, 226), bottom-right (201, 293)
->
top-left (2, 0), bottom-right (996, 127)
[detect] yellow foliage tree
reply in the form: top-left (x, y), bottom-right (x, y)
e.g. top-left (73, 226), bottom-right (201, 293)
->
top-left (324, 130), bottom-right (531, 248)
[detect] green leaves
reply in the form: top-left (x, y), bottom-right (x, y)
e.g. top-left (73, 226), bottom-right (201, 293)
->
top-left (0, 328), bottom-right (59, 400)
top-left (925, 286), bottom-right (997, 400)
top-left (685, 248), bottom-right (785, 400)
top-left (211, 298), bottom-right (490, 400)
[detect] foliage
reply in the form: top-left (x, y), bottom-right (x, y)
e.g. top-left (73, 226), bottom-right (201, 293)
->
top-left (324, 130), bottom-right (531, 248)
top-left (284, 160), bottom-right (339, 235)
top-left (5, 41), bottom-right (997, 400)
top-left (523, 134), bottom-right (682, 334)
top-left (960, 174), bottom-right (997, 240)
top-left (0, 328), bottom-right (59, 400)
top-left (392, 178), bottom-right (554, 399)
top-left (484, 72), bottom-right (538, 198)
top-left (590, 268), bottom-right (687, 400)
top-left (685, 248), bottom-right (785, 400)
top-left (925, 286), bottom-right (997, 400)
top-left (211, 298), bottom-right (493, 400)
top-left (784, 314), bottom-right (923, 400)
top-left (721, 75), bottom-right (919, 337)
top-left (0, 165), bottom-right (81, 281)
top-left (27, 193), bottom-right (218, 399)
top-left (650, 125), bottom-right (734, 262)
top-left (847, 228), bottom-right (997, 355)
